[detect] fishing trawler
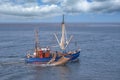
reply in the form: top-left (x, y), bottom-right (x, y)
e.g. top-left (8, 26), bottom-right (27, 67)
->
top-left (25, 15), bottom-right (80, 66)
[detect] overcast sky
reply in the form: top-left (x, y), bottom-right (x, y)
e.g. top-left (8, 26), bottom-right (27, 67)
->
top-left (0, 0), bottom-right (120, 23)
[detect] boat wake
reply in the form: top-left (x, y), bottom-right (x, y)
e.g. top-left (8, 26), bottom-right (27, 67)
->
top-left (0, 57), bottom-right (56, 67)
top-left (26, 63), bottom-right (56, 67)
top-left (0, 56), bottom-right (25, 66)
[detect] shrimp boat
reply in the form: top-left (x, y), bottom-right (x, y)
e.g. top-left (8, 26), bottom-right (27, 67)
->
top-left (25, 15), bottom-right (80, 66)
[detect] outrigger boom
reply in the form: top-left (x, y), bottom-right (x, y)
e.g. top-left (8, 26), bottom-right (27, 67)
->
top-left (54, 15), bottom-right (73, 50)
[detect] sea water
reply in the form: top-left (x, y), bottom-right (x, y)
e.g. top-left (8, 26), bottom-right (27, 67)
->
top-left (0, 23), bottom-right (120, 80)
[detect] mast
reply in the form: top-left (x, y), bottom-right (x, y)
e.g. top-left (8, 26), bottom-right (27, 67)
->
top-left (60, 14), bottom-right (65, 50)
top-left (35, 29), bottom-right (39, 56)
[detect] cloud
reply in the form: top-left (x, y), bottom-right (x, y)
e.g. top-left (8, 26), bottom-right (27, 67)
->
top-left (0, 2), bottom-right (62, 18)
top-left (89, 0), bottom-right (120, 13)
top-left (62, 0), bottom-right (90, 13)
top-left (42, 0), bottom-right (60, 3)
top-left (62, 0), bottom-right (120, 14)
top-left (0, 0), bottom-right (120, 19)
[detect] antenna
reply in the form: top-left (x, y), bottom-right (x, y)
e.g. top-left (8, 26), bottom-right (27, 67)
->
top-left (62, 14), bottom-right (64, 24)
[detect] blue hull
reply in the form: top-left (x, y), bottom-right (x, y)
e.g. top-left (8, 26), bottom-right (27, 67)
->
top-left (70, 51), bottom-right (80, 61)
top-left (25, 57), bottom-right (52, 63)
top-left (25, 51), bottom-right (80, 63)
